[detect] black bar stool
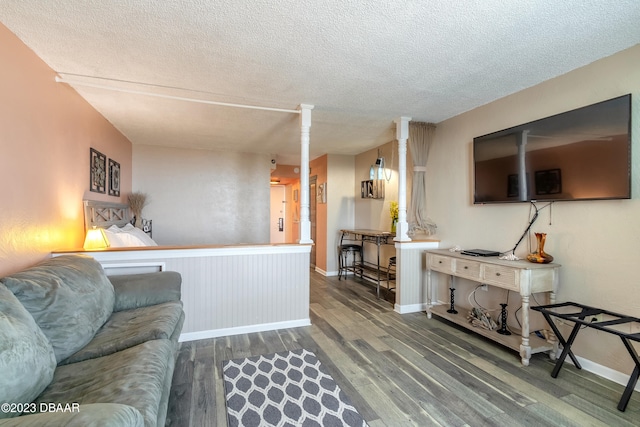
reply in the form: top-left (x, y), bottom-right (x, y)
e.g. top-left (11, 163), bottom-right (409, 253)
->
top-left (338, 244), bottom-right (362, 280)
top-left (386, 256), bottom-right (396, 290)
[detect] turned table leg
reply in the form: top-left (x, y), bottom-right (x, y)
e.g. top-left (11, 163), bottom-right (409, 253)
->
top-left (519, 294), bottom-right (531, 366)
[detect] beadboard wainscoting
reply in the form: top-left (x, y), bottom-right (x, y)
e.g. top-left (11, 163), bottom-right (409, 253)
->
top-left (53, 244), bottom-right (312, 341)
top-left (394, 239), bottom-right (439, 314)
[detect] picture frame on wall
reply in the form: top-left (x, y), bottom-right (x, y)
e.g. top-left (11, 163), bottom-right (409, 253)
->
top-left (90, 148), bottom-right (107, 194)
top-left (108, 158), bottom-right (121, 197)
top-left (317, 183), bottom-right (327, 204)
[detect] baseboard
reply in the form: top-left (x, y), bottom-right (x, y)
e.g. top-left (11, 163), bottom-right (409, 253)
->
top-left (429, 300), bottom-right (639, 393)
top-left (564, 353), bottom-right (640, 393)
top-left (178, 318), bottom-right (311, 342)
top-left (394, 302), bottom-right (427, 314)
top-left (314, 267), bottom-right (338, 277)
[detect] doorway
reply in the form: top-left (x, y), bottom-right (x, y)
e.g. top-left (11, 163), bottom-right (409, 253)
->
top-left (309, 175), bottom-right (317, 267)
top-left (269, 185), bottom-right (285, 244)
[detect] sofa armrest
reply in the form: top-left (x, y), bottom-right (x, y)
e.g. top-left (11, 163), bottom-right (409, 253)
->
top-left (108, 271), bottom-right (182, 312)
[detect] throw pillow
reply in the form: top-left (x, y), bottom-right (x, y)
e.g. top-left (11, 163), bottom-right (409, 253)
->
top-left (122, 224), bottom-right (158, 246)
top-left (105, 228), bottom-right (147, 247)
top-left (105, 224), bottom-right (157, 247)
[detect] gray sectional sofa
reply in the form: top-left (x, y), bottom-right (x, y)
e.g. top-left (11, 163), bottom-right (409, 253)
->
top-left (0, 254), bottom-right (184, 426)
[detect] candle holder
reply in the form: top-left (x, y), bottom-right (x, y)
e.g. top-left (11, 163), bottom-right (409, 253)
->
top-left (497, 303), bottom-right (511, 335)
top-left (447, 288), bottom-right (458, 314)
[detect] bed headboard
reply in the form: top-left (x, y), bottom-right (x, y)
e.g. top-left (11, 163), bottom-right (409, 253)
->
top-left (83, 200), bottom-right (132, 231)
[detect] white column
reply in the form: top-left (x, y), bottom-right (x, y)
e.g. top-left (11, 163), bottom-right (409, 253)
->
top-left (394, 116), bottom-right (412, 242)
top-left (298, 104), bottom-right (314, 244)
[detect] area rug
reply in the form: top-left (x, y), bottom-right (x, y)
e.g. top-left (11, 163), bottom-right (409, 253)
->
top-left (223, 348), bottom-right (368, 427)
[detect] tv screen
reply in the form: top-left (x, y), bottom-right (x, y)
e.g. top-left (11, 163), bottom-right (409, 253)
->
top-left (473, 94), bottom-right (631, 204)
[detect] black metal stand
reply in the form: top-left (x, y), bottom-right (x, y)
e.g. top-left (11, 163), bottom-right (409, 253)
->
top-left (497, 303), bottom-right (511, 335)
top-left (447, 288), bottom-right (458, 314)
top-left (532, 301), bottom-right (640, 412)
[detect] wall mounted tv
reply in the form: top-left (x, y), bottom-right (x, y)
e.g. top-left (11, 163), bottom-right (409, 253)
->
top-left (473, 94), bottom-right (631, 204)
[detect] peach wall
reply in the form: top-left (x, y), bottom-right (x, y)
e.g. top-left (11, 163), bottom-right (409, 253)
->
top-left (310, 155), bottom-right (328, 272)
top-left (0, 24), bottom-right (132, 276)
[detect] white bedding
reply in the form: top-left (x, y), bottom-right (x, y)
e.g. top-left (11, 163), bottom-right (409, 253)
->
top-left (104, 223), bottom-right (158, 247)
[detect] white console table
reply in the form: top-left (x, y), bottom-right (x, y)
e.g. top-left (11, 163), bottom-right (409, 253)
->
top-left (425, 249), bottom-right (560, 366)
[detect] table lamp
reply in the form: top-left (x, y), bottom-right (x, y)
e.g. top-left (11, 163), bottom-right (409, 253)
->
top-left (83, 227), bottom-right (110, 250)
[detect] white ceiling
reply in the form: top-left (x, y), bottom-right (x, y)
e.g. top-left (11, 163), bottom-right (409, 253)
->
top-left (2, 1), bottom-right (639, 164)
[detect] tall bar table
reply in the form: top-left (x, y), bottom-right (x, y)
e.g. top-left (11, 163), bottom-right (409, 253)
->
top-left (339, 229), bottom-right (395, 298)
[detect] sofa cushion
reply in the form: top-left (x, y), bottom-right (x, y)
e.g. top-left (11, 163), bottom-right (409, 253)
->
top-left (109, 271), bottom-right (182, 312)
top-left (36, 339), bottom-right (176, 427)
top-left (0, 403), bottom-right (144, 427)
top-left (0, 255), bottom-right (115, 363)
top-left (61, 301), bottom-right (184, 365)
top-left (0, 284), bottom-right (57, 419)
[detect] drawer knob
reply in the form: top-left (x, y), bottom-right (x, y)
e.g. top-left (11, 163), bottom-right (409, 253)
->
top-left (464, 266), bottom-right (468, 269)
top-left (496, 272), bottom-right (501, 276)
top-left (438, 261), bottom-right (443, 264)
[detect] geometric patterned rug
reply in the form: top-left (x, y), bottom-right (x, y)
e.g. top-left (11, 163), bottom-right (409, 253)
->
top-left (222, 348), bottom-right (369, 427)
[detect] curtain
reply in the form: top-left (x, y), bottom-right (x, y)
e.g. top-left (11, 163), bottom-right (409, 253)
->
top-left (408, 122), bottom-right (437, 236)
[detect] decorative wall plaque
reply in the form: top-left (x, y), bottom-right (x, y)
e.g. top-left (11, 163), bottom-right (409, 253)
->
top-left (108, 158), bottom-right (121, 197)
top-left (90, 148), bottom-right (106, 193)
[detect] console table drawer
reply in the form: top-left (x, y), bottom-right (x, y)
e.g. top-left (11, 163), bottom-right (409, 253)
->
top-left (483, 265), bottom-right (518, 290)
top-left (428, 254), bottom-right (453, 274)
top-left (455, 259), bottom-right (481, 279)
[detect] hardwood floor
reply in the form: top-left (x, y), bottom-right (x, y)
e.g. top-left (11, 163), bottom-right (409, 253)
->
top-left (166, 271), bottom-right (640, 426)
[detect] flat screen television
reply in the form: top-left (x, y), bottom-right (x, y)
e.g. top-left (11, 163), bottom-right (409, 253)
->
top-left (473, 94), bottom-right (631, 204)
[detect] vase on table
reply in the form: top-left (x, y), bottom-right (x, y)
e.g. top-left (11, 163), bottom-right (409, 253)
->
top-left (391, 218), bottom-right (398, 233)
top-left (526, 232), bottom-right (554, 264)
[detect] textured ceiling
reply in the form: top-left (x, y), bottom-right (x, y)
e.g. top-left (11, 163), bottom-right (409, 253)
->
top-left (2, 0), bottom-right (640, 164)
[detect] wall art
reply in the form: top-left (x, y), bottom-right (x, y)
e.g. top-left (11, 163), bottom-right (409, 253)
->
top-left (90, 148), bottom-right (106, 193)
top-left (108, 158), bottom-right (121, 197)
top-left (317, 182), bottom-right (327, 204)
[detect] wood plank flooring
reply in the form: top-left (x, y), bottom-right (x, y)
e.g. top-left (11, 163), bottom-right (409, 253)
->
top-left (166, 271), bottom-right (640, 426)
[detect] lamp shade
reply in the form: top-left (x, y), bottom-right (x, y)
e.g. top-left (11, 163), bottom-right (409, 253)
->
top-left (83, 227), bottom-right (110, 250)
